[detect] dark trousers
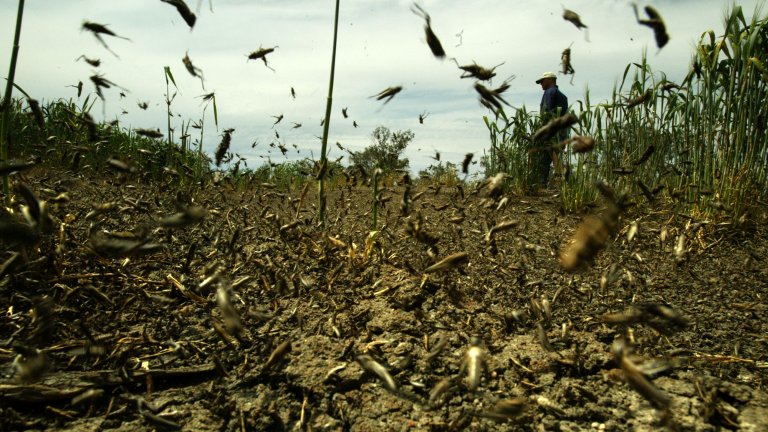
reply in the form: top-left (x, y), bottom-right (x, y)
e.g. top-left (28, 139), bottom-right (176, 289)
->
top-left (539, 150), bottom-right (553, 186)
top-left (540, 133), bottom-right (568, 186)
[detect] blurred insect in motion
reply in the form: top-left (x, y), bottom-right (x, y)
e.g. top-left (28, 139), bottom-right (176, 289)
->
top-left (562, 7), bottom-right (589, 41)
top-left (560, 216), bottom-right (615, 271)
top-left (88, 233), bottom-right (162, 258)
top-left (67, 81), bottom-right (84, 98)
top-left (424, 251), bottom-right (468, 274)
top-left (356, 354), bottom-right (398, 393)
top-left (475, 83), bottom-right (510, 114)
top-left (353, 120), bottom-right (359, 128)
top-left (197, 91), bottom-right (215, 107)
top-left (473, 398), bottom-right (527, 422)
top-left (76, 55), bottom-right (101, 67)
top-left (247, 46), bottom-right (278, 71)
top-left (341, 107), bottom-right (348, 118)
top-left (636, 179), bottom-right (655, 203)
top-left (633, 4), bottom-right (669, 49)
top-left (429, 377), bottom-right (454, 407)
top-left (406, 212), bottom-right (440, 256)
top-left (106, 158), bottom-right (134, 173)
top-left (161, 0), bottom-right (197, 29)
top-left (135, 128), bottom-right (164, 139)
top-left (532, 113), bottom-right (578, 142)
top-left (90, 74), bottom-right (127, 100)
top-left (462, 337), bottom-right (486, 392)
top-left (371, 86), bottom-right (403, 107)
top-left (217, 283), bottom-right (243, 338)
top-left (633, 144), bottom-right (655, 165)
top-left (612, 339), bottom-right (672, 410)
top-left (26, 99), bottom-right (45, 129)
top-left (136, 398), bottom-right (181, 430)
top-left (1, 183), bottom-right (49, 248)
top-left (485, 219), bottom-right (518, 245)
top-left (411, 3), bottom-right (446, 59)
top-left (0, 159), bottom-right (38, 177)
top-left (481, 172), bottom-right (507, 200)
top-left (455, 29), bottom-right (463, 47)
top-left (12, 344), bottom-right (49, 383)
top-left (612, 166), bottom-right (634, 176)
top-left (81, 21), bottom-right (130, 57)
top-left (659, 80), bottom-right (680, 92)
top-left (271, 113), bottom-right (283, 126)
top-left (493, 75), bottom-right (515, 95)
top-left (559, 181), bottom-right (628, 271)
top-left (137, 101), bottom-right (149, 110)
top-left (71, 389), bottom-right (105, 407)
top-left (462, 153), bottom-right (473, 174)
top-left (80, 112), bottom-right (99, 142)
top-left (264, 340), bottom-right (292, 371)
top-left (560, 44), bottom-right (575, 84)
top-left (625, 89), bottom-right (652, 108)
top-left (560, 135), bottom-right (595, 153)
top-left (454, 59), bottom-right (504, 81)
top-left (182, 51), bottom-right (205, 88)
top-left (602, 303), bottom-right (688, 335)
top-left (290, 87), bottom-right (296, 99)
top-left (536, 322), bottom-right (555, 351)
top-left (425, 332), bottom-right (448, 362)
top-left (160, 204), bottom-right (207, 228)
top-left (419, 111), bottom-right (429, 124)
top-left (14, 182), bottom-right (51, 234)
top-left (29, 296), bottom-right (55, 344)
top-left (215, 128), bottom-right (234, 166)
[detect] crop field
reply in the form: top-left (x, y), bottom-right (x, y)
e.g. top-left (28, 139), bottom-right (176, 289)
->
top-left (1, 1), bottom-right (768, 431)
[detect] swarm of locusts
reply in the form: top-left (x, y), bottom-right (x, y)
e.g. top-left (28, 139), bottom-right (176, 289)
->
top-left (6, 2), bottom-right (745, 430)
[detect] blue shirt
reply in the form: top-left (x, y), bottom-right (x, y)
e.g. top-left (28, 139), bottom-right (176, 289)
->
top-left (540, 85), bottom-right (568, 117)
top-left (540, 85), bottom-right (569, 140)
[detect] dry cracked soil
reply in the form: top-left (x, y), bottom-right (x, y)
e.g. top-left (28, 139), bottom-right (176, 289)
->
top-left (1, 167), bottom-right (767, 431)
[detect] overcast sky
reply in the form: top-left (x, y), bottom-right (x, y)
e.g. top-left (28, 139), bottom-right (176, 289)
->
top-left (0, 0), bottom-right (763, 175)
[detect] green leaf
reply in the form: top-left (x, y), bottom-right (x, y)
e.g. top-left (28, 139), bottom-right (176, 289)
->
top-left (164, 66), bottom-right (178, 90)
top-left (81, 95), bottom-right (91, 112)
top-left (10, 81), bottom-right (31, 99)
top-left (212, 94), bottom-right (219, 130)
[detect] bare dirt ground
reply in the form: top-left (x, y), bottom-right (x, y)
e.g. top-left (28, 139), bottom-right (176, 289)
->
top-left (1, 168), bottom-right (767, 431)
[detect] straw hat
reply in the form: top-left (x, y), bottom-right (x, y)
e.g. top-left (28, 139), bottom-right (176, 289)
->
top-left (535, 71), bottom-right (557, 84)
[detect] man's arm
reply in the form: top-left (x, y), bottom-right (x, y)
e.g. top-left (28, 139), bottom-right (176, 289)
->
top-left (557, 91), bottom-right (568, 117)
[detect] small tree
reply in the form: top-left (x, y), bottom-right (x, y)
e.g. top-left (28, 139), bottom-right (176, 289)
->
top-left (350, 126), bottom-right (413, 173)
top-left (418, 161), bottom-right (460, 184)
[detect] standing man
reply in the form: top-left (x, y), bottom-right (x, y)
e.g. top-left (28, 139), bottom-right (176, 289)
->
top-left (535, 71), bottom-right (569, 187)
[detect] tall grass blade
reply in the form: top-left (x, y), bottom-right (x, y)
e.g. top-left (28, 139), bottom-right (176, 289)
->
top-left (318, 0), bottom-right (341, 229)
top-left (0, 0), bottom-right (25, 202)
